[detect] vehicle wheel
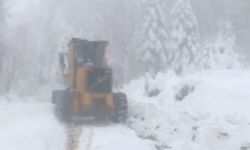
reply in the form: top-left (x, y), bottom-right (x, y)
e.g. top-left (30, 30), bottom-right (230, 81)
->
top-left (52, 89), bottom-right (73, 123)
top-left (111, 93), bottom-right (128, 123)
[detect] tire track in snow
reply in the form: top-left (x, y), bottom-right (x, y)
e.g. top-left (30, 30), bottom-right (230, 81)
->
top-left (77, 124), bottom-right (155, 150)
top-left (65, 122), bottom-right (96, 150)
top-left (85, 128), bottom-right (93, 150)
top-left (66, 124), bottom-right (82, 150)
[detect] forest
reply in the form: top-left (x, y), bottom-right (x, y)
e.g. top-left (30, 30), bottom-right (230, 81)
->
top-left (0, 0), bottom-right (249, 95)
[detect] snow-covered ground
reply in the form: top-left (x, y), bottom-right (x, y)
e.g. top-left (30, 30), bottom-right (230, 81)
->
top-left (0, 100), bottom-right (65, 150)
top-left (78, 125), bottom-right (154, 150)
top-left (0, 96), bottom-right (154, 150)
top-left (123, 70), bottom-right (250, 150)
top-left (1, 70), bottom-right (250, 150)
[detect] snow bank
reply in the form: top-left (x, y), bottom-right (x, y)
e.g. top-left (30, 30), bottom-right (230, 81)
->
top-left (123, 70), bottom-right (250, 150)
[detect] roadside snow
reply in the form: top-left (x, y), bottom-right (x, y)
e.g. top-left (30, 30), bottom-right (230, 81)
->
top-left (0, 101), bottom-right (65, 150)
top-left (123, 70), bottom-right (250, 150)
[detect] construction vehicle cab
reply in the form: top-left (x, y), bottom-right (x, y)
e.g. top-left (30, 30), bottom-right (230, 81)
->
top-left (52, 38), bottom-right (128, 123)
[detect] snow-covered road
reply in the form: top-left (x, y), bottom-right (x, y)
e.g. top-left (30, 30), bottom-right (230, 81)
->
top-left (0, 100), bottom-right (154, 150)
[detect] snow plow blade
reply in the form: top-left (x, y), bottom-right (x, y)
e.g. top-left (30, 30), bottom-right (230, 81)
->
top-left (52, 89), bottom-right (128, 124)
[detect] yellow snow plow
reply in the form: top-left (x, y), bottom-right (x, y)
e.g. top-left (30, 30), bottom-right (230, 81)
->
top-left (52, 38), bottom-right (128, 123)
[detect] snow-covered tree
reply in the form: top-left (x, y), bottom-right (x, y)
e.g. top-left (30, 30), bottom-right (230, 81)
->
top-left (0, 0), bottom-right (60, 94)
top-left (202, 22), bottom-right (241, 69)
top-left (126, 0), bottom-right (169, 80)
top-left (0, 0), bottom-right (4, 73)
top-left (96, 0), bottom-right (142, 86)
top-left (170, 0), bottom-right (202, 74)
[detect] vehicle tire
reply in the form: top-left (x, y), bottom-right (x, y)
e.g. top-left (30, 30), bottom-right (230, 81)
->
top-left (111, 93), bottom-right (128, 123)
top-left (52, 89), bottom-right (73, 123)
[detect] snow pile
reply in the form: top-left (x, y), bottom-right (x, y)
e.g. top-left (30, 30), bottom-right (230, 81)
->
top-left (123, 70), bottom-right (250, 150)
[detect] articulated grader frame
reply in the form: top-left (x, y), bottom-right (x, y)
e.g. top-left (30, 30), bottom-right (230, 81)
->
top-left (52, 38), bottom-right (128, 123)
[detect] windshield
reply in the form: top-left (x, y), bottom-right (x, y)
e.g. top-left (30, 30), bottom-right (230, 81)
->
top-left (86, 67), bottom-right (112, 93)
top-left (75, 41), bottom-right (106, 66)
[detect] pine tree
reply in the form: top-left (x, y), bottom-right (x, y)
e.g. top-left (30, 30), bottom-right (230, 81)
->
top-left (203, 22), bottom-right (241, 69)
top-left (170, 0), bottom-right (202, 74)
top-left (126, 0), bottom-right (169, 80)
